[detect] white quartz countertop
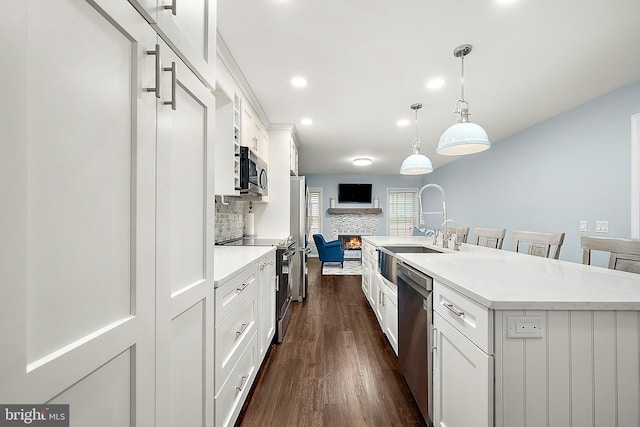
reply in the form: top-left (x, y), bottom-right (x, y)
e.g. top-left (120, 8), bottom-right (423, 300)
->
top-left (363, 236), bottom-right (640, 310)
top-left (213, 246), bottom-right (276, 287)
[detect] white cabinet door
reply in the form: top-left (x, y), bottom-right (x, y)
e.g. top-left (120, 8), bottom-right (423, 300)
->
top-left (154, 41), bottom-right (216, 427)
top-left (1, 0), bottom-right (156, 423)
top-left (258, 253), bottom-right (276, 361)
top-left (384, 285), bottom-right (399, 356)
top-left (374, 273), bottom-right (385, 328)
top-left (433, 312), bottom-right (493, 427)
top-left (130, 0), bottom-right (216, 88)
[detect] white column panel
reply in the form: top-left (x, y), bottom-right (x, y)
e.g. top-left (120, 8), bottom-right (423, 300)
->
top-left (547, 311), bottom-right (571, 427)
top-left (523, 311), bottom-right (547, 427)
top-left (616, 311), bottom-right (640, 424)
top-left (570, 311), bottom-right (594, 427)
top-left (499, 310), bottom-right (525, 426)
top-left (593, 311), bottom-right (617, 427)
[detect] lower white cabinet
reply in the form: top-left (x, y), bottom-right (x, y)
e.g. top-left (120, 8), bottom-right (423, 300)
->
top-left (433, 311), bottom-right (493, 427)
top-left (214, 250), bottom-right (276, 427)
top-left (383, 282), bottom-right (399, 356)
top-left (257, 252), bottom-right (277, 361)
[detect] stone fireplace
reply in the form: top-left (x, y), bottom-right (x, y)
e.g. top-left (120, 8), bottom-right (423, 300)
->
top-left (329, 211), bottom-right (379, 261)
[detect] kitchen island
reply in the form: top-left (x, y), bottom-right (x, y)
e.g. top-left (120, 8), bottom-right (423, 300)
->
top-left (362, 236), bottom-right (640, 427)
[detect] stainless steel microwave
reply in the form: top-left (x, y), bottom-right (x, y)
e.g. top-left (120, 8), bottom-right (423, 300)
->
top-left (237, 146), bottom-right (268, 196)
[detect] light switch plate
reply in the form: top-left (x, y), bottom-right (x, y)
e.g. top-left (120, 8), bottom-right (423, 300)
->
top-left (579, 220), bottom-right (587, 232)
top-left (595, 220), bottom-right (609, 233)
top-left (507, 315), bottom-right (544, 339)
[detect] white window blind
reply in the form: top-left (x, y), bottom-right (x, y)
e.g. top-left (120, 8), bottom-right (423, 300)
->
top-left (308, 189), bottom-right (321, 236)
top-left (387, 189), bottom-right (418, 236)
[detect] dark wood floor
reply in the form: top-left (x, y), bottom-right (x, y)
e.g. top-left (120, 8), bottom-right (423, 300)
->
top-left (236, 258), bottom-right (426, 427)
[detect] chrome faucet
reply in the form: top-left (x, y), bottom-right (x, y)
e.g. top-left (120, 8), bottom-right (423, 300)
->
top-left (441, 219), bottom-right (461, 251)
top-left (417, 183), bottom-right (447, 228)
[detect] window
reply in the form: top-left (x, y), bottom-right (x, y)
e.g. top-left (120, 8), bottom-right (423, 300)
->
top-left (308, 188), bottom-right (322, 246)
top-left (387, 189), bottom-right (418, 236)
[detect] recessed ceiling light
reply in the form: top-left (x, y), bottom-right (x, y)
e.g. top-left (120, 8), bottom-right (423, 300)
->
top-left (496, 0), bottom-right (519, 4)
top-left (301, 118), bottom-right (313, 125)
top-left (427, 78), bottom-right (445, 90)
top-left (291, 76), bottom-right (308, 87)
top-left (353, 158), bottom-right (373, 166)
top-left (397, 119), bottom-right (410, 127)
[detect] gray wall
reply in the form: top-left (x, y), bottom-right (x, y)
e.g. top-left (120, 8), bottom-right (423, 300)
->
top-left (422, 80), bottom-right (640, 264)
top-left (305, 174), bottom-right (423, 237)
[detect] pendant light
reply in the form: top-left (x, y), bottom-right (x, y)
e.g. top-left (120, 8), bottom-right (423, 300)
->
top-left (437, 44), bottom-right (490, 156)
top-left (400, 103), bottom-right (433, 175)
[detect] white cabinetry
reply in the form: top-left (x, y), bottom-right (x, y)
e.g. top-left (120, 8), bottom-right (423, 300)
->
top-left (1, 1), bottom-right (216, 425)
top-left (433, 281), bottom-right (493, 427)
top-left (360, 242), bottom-right (398, 355)
top-left (214, 92), bottom-right (242, 195)
top-left (242, 103), bottom-right (269, 161)
top-left (214, 263), bottom-right (259, 427)
top-left (130, 0), bottom-right (216, 88)
top-left (290, 136), bottom-right (299, 176)
top-left (257, 252), bottom-right (277, 360)
top-left (383, 281), bottom-right (399, 355)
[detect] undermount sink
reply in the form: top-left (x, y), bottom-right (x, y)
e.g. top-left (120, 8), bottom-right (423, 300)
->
top-left (378, 245), bottom-right (443, 285)
top-left (381, 245), bottom-right (444, 254)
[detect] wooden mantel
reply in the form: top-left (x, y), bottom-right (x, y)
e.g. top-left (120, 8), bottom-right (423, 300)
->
top-left (327, 208), bottom-right (382, 215)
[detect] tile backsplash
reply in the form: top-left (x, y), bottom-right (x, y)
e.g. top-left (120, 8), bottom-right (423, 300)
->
top-left (215, 197), bottom-right (246, 242)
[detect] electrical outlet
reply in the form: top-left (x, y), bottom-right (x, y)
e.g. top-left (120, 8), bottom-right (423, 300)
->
top-left (596, 221), bottom-right (609, 233)
top-left (507, 315), bottom-right (544, 339)
top-left (579, 220), bottom-right (587, 232)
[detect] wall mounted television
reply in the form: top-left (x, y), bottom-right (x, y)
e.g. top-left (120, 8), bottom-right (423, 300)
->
top-left (338, 183), bottom-right (372, 204)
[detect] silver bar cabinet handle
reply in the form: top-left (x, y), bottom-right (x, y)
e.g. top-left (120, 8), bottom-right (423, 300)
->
top-left (145, 44), bottom-right (160, 98)
top-left (275, 276), bottom-right (279, 291)
top-left (163, 1), bottom-right (176, 15)
top-left (236, 282), bottom-right (249, 293)
top-left (235, 322), bottom-right (248, 337)
top-left (443, 302), bottom-right (465, 318)
top-left (236, 375), bottom-right (248, 392)
top-left (432, 325), bottom-right (438, 352)
top-left (163, 61), bottom-right (176, 110)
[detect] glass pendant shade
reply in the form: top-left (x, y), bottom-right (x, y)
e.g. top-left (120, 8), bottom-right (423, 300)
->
top-left (400, 153), bottom-right (433, 175)
top-left (437, 122), bottom-right (490, 155)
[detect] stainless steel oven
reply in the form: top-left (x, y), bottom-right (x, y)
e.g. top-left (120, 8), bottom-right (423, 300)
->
top-left (237, 146), bottom-right (268, 196)
top-left (216, 236), bottom-right (294, 343)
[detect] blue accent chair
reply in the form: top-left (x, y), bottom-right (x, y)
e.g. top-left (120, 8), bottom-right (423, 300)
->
top-left (313, 234), bottom-right (344, 272)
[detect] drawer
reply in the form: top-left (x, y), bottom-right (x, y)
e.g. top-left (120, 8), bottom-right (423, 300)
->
top-left (215, 293), bottom-right (257, 392)
top-left (215, 263), bottom-right (258, 324)
top-left (215, 332), bottom-right (258, 427)
top-left (433, 281), bottom-right (493, 354)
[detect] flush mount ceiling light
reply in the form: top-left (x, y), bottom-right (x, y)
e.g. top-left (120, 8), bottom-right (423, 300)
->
top-left (437, 44), bottom-right (491, 156)
top-left (353, 157), bottom-right (373, 166)
top-left (301, 118), bottom-right (313, 125)
top-left (426, 78), bottom-right (445, 90)
top-left (290, 76), bottom-right (308, 87)
top-left (400, 103), bottom-right (433, 175)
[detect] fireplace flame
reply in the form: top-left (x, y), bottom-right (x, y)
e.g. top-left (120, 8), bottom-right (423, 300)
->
top-left (345, 236), bottom-right (361, 249)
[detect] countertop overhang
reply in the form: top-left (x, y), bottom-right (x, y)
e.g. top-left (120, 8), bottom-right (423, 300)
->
top-left (213, 246), bottom-right (276, 286)
top-left (363, 236), bottom-right (640, 310)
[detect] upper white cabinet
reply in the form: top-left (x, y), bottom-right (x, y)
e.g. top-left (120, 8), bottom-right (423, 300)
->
top-left (241, 103), bottom-right (269, 161)
top-left (290, 136), bottom-right (299, 176)
top-left (131, 0), bottom-right (216, 88)
top-left (214, 91), bottom-right (242, 195)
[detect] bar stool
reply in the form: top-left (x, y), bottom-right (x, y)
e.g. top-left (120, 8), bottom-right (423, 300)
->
top-left (473, 227), bottom-right (507, 249)
top-left (512, 230), bottom-right (565, 259)
top-left (581, 235), bottom-right (640, 273)
top-left (447, 226), bottom-right (469, 243)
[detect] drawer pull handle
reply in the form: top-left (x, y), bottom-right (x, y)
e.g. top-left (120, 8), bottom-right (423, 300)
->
top-left (236, 375), bottom-right (248, 392)
top-left (163, 1), bottom-right (176, 15)
top-left (443, 302), bottom-right (465, 318)
top-left (163, 61), bottom-right (176, 110)
top-left (235, 323), bottom-right (248, 337)
top-left (236, 283), bottom-right (249, 293)
top-left (145, 44), bottom-right (161, 98)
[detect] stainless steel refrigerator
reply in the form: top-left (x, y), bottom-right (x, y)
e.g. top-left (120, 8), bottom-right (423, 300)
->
top-left (290, 176), bottom-right (310, 301)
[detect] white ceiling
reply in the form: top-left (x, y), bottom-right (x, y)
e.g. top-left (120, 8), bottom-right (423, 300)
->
top-left (217, 0), bottom-right (640, 175)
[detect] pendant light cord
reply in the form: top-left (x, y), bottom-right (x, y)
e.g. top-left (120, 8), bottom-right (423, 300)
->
top-left (460, 54), bottom-right (465, 102)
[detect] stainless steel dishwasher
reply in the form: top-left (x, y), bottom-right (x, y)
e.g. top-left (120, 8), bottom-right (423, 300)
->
top-left (397, 261), bottom-right (433, 427)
